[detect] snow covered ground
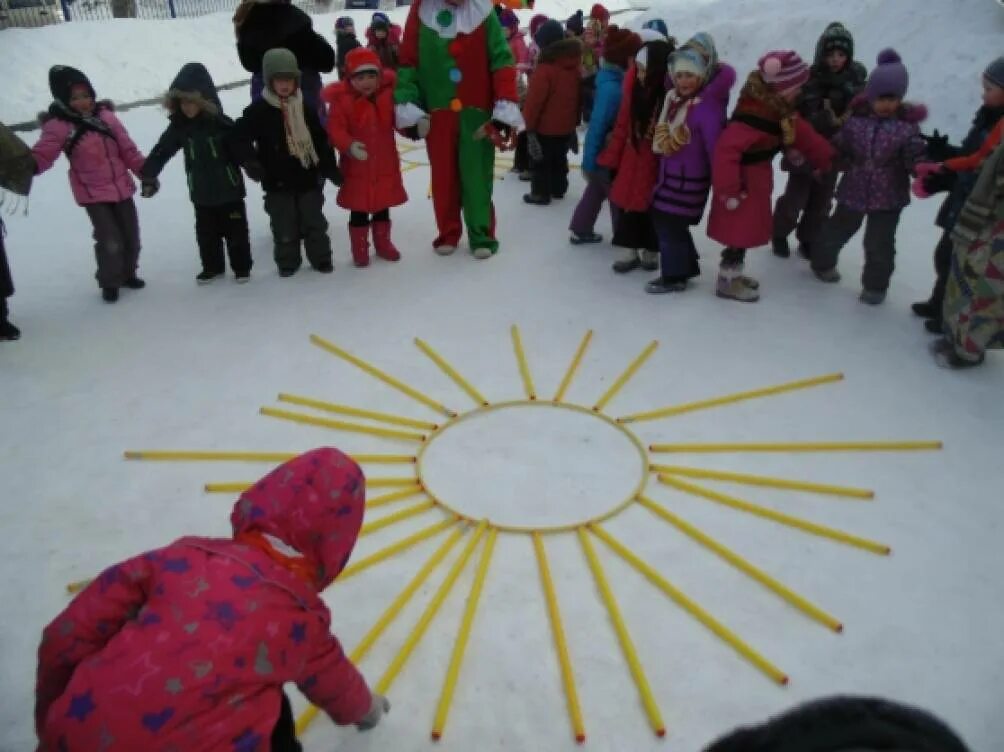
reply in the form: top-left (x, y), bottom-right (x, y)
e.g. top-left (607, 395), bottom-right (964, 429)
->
top-left (2, 1), bottom-right (1004, 750)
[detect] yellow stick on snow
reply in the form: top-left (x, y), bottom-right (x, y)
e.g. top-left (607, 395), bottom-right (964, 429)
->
top-left (367, 477), bottom-right (421, 489)
top-left (577, 529), bottom-right (665, 737)
top-left (592, 341), bottom-right (659, 412)
top-left (590, 525), bottom-right (789, 685)
top-left (309, 334), bottom-right (456, 418)
top-left (123, 450), bottom-right (298, 462)
top-left (296, 525), bottom-right (466, 735)
top-left (660, 475), bottom-right (891, 555)
top-left (366, 486), bottom-right (424, 508)
top-left (650, 440), bottom-right (944, 453)
top-left (259, 406), bottom-right (427, 443)
top-left (652, 466), bottom-right (874, 500)
top-left (414, 338), bottom-right (491, 407)
top-left (618, 373), bottom-right (845, 423)
top-left (66, 579), bottom-right (92, 594)
top-left (277, 393), bottom-right (439, 430)
top-left (337, 518), bottom-right (457, 582)
top-left (510, 325), bottom-right (537, 401)
top-left (553, 330), bottom-right (593, 403)
top-left (375, 522), bottom-right (489, 694)
top-left (431, 527), bottom-right (498, 741)
top-left (637, 496), bottom-right (843, 632)
top-left (360, 500), bottom-right (437, 537)
top-left (352, 455), bottom-right (419, 465)
top-left (533, 532), bottom-right (587, 744)
top-left (204, 482), bottom-right (253, 494)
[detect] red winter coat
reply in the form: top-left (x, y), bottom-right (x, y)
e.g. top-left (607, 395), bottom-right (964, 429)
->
top-left (323, 72), bottom-right (407, 213)
top-left (707, 97), bottom-right (833, 249)
top-left (35, 448), bottom-right (372, 752)
top-left (596, 65), bottom-right (659, 212)
top-left (522, 38), bottom-right (583, 136)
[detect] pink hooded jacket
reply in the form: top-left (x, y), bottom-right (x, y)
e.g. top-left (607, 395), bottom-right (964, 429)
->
top-left (31, 102), bottom-right (145, 206)
top-left (35, 448), bottom-right (373, 752)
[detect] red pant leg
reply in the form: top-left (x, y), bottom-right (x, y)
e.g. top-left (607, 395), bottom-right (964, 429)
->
top-left (426, 110), bottom-right (462, 249)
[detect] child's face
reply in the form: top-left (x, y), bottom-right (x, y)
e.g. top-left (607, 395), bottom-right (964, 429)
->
top-left (674, 71), bottom-right (701, 97)
top-left (374, 27), bottom-right (387, 40)
top-left (180, 100), bottom-right (202, 119)
top-left (341, 22), bottom-right (354, 35)
top-left (350, 70), bottom-right (380, 97)
top-left (69, 87), bottom-right (94, 115)
top-left (272, 76), bottom-right (297, 98)
top-left (872, 95), bottom-right (901, 118)
top-left (982, 77), bottom-right (1004, 109)
top-left (825, 49), bottom-right (849, 74)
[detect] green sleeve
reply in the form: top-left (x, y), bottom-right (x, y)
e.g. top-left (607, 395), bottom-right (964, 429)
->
top-left (485, 12), bottom-right (514, 72)
top-left (395, 65), bottom-right (421, 106)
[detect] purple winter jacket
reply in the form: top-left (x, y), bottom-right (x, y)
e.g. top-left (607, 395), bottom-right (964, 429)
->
top-left (651, 64), bottom-right (736, 223)
top-left (831, 97), bottom-right (927, 214)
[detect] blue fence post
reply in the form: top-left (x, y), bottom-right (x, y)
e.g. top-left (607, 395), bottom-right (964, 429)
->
top-left (60, 0), bottom-right (72, 21)
top-left (168, 0), bottom-right (176, 17)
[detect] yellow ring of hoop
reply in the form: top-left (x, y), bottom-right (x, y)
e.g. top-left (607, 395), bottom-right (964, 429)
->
top-left (415, 400), bottom-right (649, 534)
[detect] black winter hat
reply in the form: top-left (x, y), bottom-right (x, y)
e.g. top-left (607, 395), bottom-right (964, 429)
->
top-left (535, 19), bottom-right (566, 50)
top-left (48, 65), bottom-right (95, 107)
top-left (167, 62), bottom-right (223, 115)
top-left (565, 9), bottom-right (584, 36)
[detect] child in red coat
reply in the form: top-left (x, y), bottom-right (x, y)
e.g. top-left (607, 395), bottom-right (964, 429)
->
top-left (707, 50), bottom-right (834, 302)
top-left (323, 48), bottom-right (407, 267)
top-left (35, 448), bottom-right (389, 752)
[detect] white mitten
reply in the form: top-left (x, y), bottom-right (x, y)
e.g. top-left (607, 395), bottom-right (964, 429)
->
top-left (725, 196), bottom-right (741, 211)
top-left (395, 102), bottom-right (428, 129)
top-left (349, 141), bottom-right (369, 161)
top-left (356, 693), bottom-right (391, 731)
top-left (491, 100), bottom-right (525, 131)
top-left (416, 116), bottom-right (431, 139)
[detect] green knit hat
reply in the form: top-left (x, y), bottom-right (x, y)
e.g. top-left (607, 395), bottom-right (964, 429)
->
top-left (263, 48), bottom-right (301, 84)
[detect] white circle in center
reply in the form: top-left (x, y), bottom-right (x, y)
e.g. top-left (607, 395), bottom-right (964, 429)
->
top-left (418, 404), bottom-right (646, 530)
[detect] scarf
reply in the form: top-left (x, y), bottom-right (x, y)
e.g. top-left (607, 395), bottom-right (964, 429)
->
top-left (49, 100), bottom-right (116, 149)
top-left (262, 87), bottom-right (320, 169)
top-left (236, 529), bottom-right (316, 586)
top-left (733, 71), bottom-right (797, 146)
top-left (652, 89), bottom-right (699, 156)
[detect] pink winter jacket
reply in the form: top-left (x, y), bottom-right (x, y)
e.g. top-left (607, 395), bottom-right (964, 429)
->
top-left (31, 103), bottom-right (145, 206)
top-left (35, 448), bottom-right (373, 752)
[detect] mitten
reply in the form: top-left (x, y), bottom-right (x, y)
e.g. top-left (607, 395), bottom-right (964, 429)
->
top-left (349, 141), bottom-right (369, 161)
top-left (527, 132), bottom-right (543, 163)
top-left (568, 134), bottom-right (579, 155)
top-left (922, 130), bottom-right (954, 163)
top-left (243, 160), bottom-right (264, 183)
top-left (140, 178), bottom-right (159, 198)
top-left (356, 693), bottom-right (390, 731)
top-left (724, 195), bottom-right (742, 211)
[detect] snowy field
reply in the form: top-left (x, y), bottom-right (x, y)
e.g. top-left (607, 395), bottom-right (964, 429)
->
top-left (2, 0), bottom-right (1004, 750)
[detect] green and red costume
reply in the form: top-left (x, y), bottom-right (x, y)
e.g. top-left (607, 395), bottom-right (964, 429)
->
top-left (395, 0), bottom-right (519, 254)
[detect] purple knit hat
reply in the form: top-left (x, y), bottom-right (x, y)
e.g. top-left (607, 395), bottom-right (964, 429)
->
top-left (866, 48), bottom-right (909, 101)
top-left (758, 50), bottom-right (810, 97)
top-left (499, 8), bottom-right (519, 30)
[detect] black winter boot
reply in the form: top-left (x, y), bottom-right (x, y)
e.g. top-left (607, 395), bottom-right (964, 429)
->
top-left (0, 299), bottom-right (19, 341)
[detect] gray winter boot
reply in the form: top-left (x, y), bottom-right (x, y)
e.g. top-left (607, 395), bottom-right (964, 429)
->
top-left (612, 247), bottom-right (640, 273)
top-left (859, 289), bottom-right (886, 305)
top-left (814, 267), bottom-right (841, 283)
top-left (638, 249), bottom-right (659, 272)
top-left (716, 264), bottom-right (760, 302)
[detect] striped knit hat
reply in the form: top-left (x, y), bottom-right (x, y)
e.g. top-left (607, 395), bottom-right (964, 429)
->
top-left (758, 50), bottom-right (810, 97)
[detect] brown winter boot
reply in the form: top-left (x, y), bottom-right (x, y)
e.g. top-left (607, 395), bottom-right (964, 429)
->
top-left (372, 220), bottom-right (401, 262)
top-left (349, 224), bottom-right (370, 267)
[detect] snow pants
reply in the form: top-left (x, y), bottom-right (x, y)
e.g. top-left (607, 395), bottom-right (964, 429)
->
top-left (426, 107), bottom-right (497, 253)
top-left (263, 189), bottom-right (331, 273)
top-left (772, 169), bottom-right (838, 250)
top-left (651, 210), bottom-right (701, 280)
top-left (813, 205), bottom-right (902, 293)
top-left (195, 200), bottom-right (252, 276)
top-left (569, 172), bottom-right (615, 237)
top-left (530, 134), bottom-right (572, 200)
top-left (84, 198), bottom-right (141, 290)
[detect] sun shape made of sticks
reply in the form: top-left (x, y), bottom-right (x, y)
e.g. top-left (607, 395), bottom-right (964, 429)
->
top-left (103, 327), bottom-right (943, 743)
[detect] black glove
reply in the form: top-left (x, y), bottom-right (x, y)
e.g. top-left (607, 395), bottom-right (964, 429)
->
top-left (568, 134), bottom-right (579, 155)
top-left (243, 160), bottom-right (263, 183)
top-left (140, 178), bottom-right (159, 198)
top-left (922, 130), bottom-right (954, 163)
top-left (922, 168), bottom-right (957, 196)
top-left (325, 162), bottom-right (344, 187)
top-left (527, 132), bottom-right (543, 163)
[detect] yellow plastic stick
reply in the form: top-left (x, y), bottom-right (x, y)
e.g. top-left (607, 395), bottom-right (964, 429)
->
top-left (577, 529), bottom-right (665, 737)
top-left (415, 338), bottom-right (491, 407)
top-left (277, 393), bottom-right (439, 430)
top-left (366, 486), bottom-right (424, 508)
top-left (375, 522), bottom-right (489, 694)
top-left (367, 477), bottom-right (421, 489)
top-left (124, 450), bottom-right (298, 462)
top-left (431, 528), bottom-right (498, 741)
top-left (592, 340), bottom-right (659, 412)
top-left (352, 455), bottom-right (418, 465)
top-left (637, 496), bottom-right (843, 632)
top-left (553, 330), bottom-right (593, 403)
top-left (360, 500), bottom-right (437, 537)
top-left (652, 466), bottom-right (874, 500)
top-left (338, 518), bottom-right (457, 582)
top-left (619, 373), bottom-right (845, 423)
top-left (510, 325), bottom-right (537, 401)
top-left (66, 579), bottom-right (92, 594)
top-left (260, 406), bottom-right (427, 442)
top-left (650, 441), bottom-right (943, 453)
top-left (590, 525), bottom-right (789, 685)
top-left (660, 475), bottom-right (891, 555)
top-left (533, 532), bottom-right (587, 744)
top-left (310, 334), bottom-right (456, 418)
top-left (296, 526), bottom-right (465, 735)
top-left (204, 482), bottom-right (252, 494)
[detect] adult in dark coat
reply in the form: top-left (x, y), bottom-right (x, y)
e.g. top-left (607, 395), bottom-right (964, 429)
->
top-left (0, 121), bottom-right (34, 340)
top-left (234, 0), bottom-right (335, 117)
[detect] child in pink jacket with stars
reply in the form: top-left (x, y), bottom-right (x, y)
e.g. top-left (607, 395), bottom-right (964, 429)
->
top-left (35, 448), bottom-right (389, 752)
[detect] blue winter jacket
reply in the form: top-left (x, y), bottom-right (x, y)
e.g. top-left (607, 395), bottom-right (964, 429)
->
top-left (582, 63), bottom-right (626, 173)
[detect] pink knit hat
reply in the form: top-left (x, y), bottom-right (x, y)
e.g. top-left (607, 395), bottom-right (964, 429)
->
top-left (758, 50), bottom-right (810, 97)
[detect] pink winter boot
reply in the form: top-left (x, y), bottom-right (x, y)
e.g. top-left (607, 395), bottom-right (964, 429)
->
top-left (349, 224), bottom-right (370, 267)
top-left (372, 220), bottom-right (401, 262)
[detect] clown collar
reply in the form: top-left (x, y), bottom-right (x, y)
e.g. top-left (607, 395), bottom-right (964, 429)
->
top-left (419, 0), bottom-right (495, 38)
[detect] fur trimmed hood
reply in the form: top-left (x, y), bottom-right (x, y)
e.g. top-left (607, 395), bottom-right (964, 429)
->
top-left (163, 89), bottom-right (220, 118)
top-left (848, 93), bottom-right (928, 123)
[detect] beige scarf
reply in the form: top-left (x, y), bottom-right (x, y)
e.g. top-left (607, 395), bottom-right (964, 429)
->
top-left (262, 87), bottom-right (319, 169)
top-left (653, 90), bottom-right (699, 156)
